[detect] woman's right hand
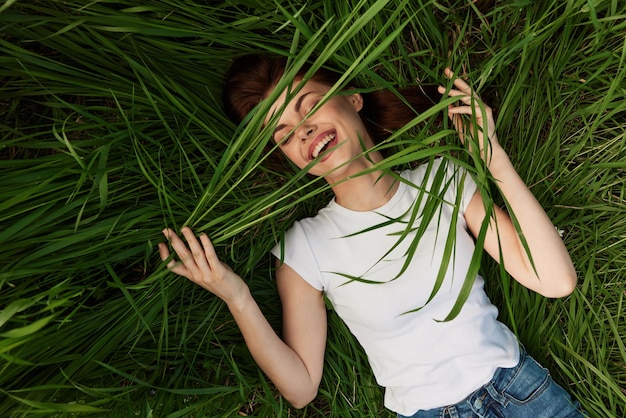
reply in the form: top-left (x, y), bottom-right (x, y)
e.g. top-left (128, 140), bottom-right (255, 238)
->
top-left (160, 227), bottom-right (327, 408)
top-left (159, 227), bottom-right (249, 307)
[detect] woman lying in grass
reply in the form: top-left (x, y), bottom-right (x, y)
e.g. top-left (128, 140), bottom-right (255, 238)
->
top-left (159, 54), bottom-right (584, 417)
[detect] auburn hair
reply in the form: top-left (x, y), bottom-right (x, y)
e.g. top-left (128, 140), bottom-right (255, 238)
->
top-left (222, 54), bottom-right (440, 169)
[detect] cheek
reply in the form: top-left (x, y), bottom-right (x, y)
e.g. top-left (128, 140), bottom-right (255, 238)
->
top-left (339, 110), bottom-right (367, 136)
top-left (280, 145), bottom-right (304, 166)
top-left (333, 102), bottom-right (365, 126)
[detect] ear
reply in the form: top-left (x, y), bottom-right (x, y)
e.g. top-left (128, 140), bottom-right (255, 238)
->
top-left (347, 92), bottom-right (364, 112)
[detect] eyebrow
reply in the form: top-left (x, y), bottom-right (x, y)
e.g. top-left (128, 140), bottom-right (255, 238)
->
top-left (273, 91), bottom-right (313, 136)
top-left (295, 91), bottom-right (313, 113)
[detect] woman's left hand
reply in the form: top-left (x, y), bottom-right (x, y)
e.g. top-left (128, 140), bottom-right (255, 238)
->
top-left (438, 68), bottom-right (503, 165)
top-left (443, 68), bottom-right (578, 297)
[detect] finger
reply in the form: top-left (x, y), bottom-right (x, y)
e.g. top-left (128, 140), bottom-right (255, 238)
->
top-left (169, 262), bottom-right (191, 277)
top-left (439, 87), bottom-right (478, 110)
top-left (438, 84), bottom-right (466, 94)
top-left (161, 248), bottom-right (179, 274)
top-left (447, 107), bottom-right (474, 115)
top-left (158, 242), bottom-right (176, 268)
top-left (158, 243), bottom-right (179, 269)
top-left (181, 227), bottom-right (211, 272)
top-left (452, 77), bottom-right (473, 95)
top-left (180, 228), bottom-right (212, 280)
top-left (158, 242), bottom-right (170, 262)
top-left (442, 88), bottom-right (469, 97)
top-left (442, 68), bottom-right (472, 93)
top-left (450, 114), bottom-right (466, 136)
top-left (199, 233), bottom-right (220, 268)
top-left (163, 228), bottom-right (197, 270)
top-left (437, 85), bottom-right (458, 96)
top-left (447, 103), bottom-right (491, 120)
top-left (161, 230), bottom-right (193, 275)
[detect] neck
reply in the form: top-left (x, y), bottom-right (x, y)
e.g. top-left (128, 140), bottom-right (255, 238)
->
top-left (327, 159), bottom-right (399, 212)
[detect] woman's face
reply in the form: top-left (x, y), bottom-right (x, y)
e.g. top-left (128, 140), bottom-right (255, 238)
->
top-left (265, 79), bottom-right (374, 179)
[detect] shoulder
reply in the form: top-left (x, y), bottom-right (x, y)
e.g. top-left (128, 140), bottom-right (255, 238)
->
top-left (270, 206), bottom-right (338, 292)
top-left (397, 157), bottom-right (456, 190)
top-left (284, 200), bottom-right (341, 240)
top-left (400, 157), bottom-right (477, 211)
top-left (399, 156), bottom-right (450, 180)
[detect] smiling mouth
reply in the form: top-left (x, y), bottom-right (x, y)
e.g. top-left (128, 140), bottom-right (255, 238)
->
top-left (310, 131), bottom-right (337, 159)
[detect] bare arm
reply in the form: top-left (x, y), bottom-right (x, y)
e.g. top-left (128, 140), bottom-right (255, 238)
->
top-left (439, 70), bottom-right (577, 297)
top-left (275, 262), bottom-right (327, 406)
top-left (159, 228), bottom-right (326, 408)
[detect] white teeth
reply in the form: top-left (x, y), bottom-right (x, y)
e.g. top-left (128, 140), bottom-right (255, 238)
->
top-left (311, 133), bottom-right (336, 158)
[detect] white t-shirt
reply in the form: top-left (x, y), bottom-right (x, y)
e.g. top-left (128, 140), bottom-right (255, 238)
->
top-left (271, 158), bottom-right (519, 415)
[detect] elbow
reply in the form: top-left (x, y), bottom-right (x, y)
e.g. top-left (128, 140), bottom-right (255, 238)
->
top-left (284, 386), bottom-right (318, 409)
top-left (558, 275), bottom-right (578, 298)
top-left (541, 270), bottom-right (578, 298)
top-left (289, 398), bottom-right (314, 410)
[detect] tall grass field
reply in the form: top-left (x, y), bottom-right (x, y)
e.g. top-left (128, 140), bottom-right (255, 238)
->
top-left (1, 0), bottom-right (624, 416)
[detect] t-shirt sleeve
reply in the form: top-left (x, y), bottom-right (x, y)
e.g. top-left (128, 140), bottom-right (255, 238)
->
top-left (441, 158), bottom-right (478, 214)
top-left (270, 221), bottom-right (325, 291)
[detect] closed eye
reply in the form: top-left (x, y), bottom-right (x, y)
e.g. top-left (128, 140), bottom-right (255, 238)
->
top-left (279, 132), bottom-right (293, 146)
top-left (273, 97), bottom-right (321, 145)
top-left (273, 123), bottom-right (291, 145)
top-left (304, 100), bottom-right (321, 115)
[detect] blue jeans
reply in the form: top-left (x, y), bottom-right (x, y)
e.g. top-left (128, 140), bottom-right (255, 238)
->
top-left (398, 346), bottom-right (585, 418)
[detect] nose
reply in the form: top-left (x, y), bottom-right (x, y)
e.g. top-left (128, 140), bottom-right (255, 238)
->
top-left (297, 122), bottom-right (315, 141)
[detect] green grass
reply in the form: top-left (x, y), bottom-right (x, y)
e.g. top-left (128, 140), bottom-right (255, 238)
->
top-left (1, 0), bottom-right (624, 416)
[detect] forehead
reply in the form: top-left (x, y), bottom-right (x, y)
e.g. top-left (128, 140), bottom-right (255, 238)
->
top-left (264, 79), bottom-right (331, 125)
